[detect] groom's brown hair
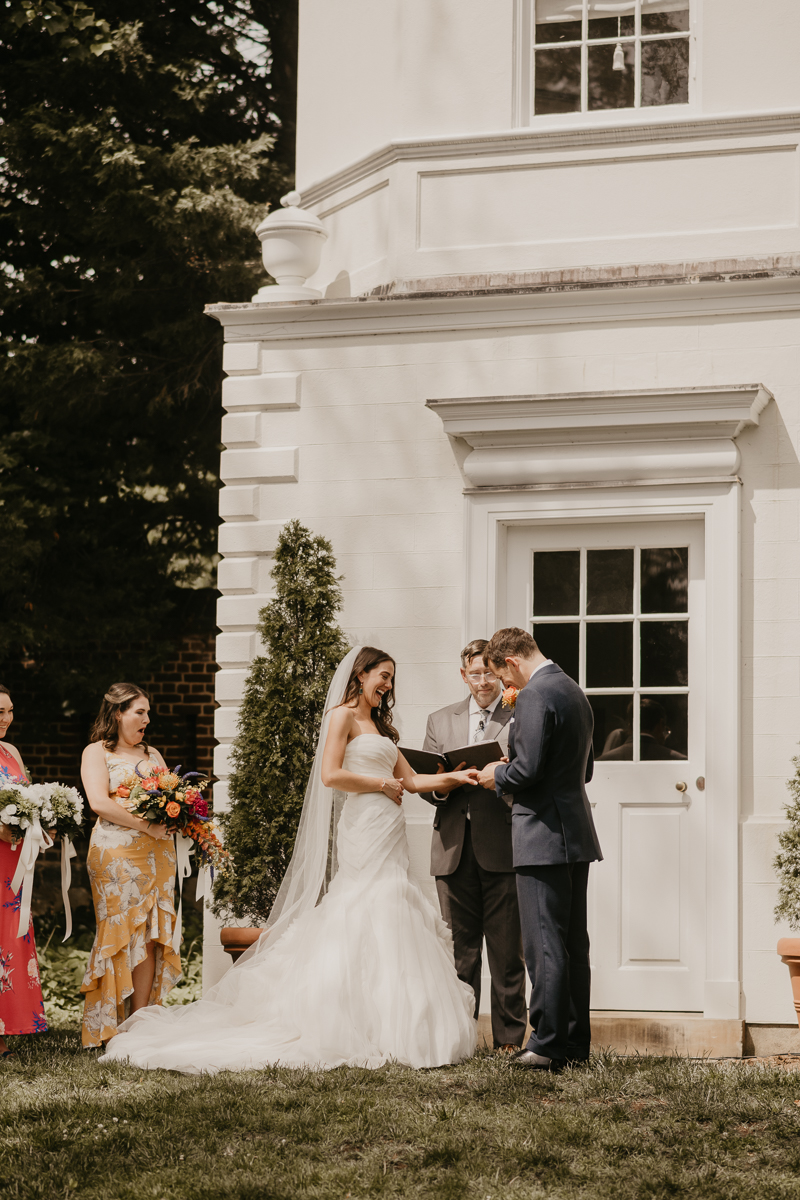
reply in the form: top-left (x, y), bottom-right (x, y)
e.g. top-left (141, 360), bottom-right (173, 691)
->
top-left (484, 627), bottom-right (538, 667)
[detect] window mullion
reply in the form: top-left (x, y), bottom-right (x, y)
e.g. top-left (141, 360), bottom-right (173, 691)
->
top-left (579, 546), bottom-right (587, 689)
top-left (581, 0), bottom-right (589, 113)
top-left (634, 0), bottom-right (642, 108)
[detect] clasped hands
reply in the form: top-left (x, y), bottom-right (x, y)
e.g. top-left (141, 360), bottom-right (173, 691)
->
top-left (476, 758), bottom-right (509, 791)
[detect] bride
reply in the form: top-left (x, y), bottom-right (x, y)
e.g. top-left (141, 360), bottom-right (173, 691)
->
top-left (100, 646), bottom-right (480, 1073)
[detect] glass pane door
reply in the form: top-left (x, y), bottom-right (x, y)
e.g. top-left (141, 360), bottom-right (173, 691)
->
top-left (505, 518), bottom-right (706, 1012)
top-left (530, 543), bottom-right (689, 761)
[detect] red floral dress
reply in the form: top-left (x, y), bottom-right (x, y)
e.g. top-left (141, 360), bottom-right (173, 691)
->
top-left (0, 743), bottom-right (47, 1037)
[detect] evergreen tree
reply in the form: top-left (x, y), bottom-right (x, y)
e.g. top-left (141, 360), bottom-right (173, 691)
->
top-left (213, 521), bottom-right (349, 925)
top-left (775, 753), bottom-right (800, 931)
top-left (0, 1), bottom-right (297, 716)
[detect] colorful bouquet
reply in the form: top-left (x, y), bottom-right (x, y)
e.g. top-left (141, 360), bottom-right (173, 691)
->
top-left (116, 764), bottom-right (228, 876)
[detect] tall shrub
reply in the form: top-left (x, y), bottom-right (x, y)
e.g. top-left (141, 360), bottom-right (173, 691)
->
top-left (212, 520), bottom-right (349, 924)
top-left (775, 753), bottom-right (800, 931)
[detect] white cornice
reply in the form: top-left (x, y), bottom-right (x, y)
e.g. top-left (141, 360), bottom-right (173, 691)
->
top-left (206, 274), bottom-right (800, 343)
top-left (426, 385), bottom-right (773, 443)
top-left (298, 109), bottom-right (800, 207)
top-left (426, 385), bottom-right (773, 489)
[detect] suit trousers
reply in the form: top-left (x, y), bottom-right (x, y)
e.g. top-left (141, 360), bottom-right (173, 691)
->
top-left (515, 861), bottom-right (592, 1061)
top-left (436, 821), bottom-right (527, 1048)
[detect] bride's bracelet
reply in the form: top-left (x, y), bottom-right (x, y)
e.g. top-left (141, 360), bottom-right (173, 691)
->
top-left (379, 779), bottom-right (386, 792)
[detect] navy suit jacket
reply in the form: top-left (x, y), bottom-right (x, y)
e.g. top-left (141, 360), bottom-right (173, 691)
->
top-left (494, 664), bottom-right (602, 867)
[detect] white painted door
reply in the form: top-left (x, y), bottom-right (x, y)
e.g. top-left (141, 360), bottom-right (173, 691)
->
top-left (505, 519), bottom-right (706, 1012)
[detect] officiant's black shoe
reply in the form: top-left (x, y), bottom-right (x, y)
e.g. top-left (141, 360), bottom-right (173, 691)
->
top-left (511, 1050), bottom-right (565, 1073)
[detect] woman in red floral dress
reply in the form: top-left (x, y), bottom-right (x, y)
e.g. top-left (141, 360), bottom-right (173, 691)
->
top-left (0, 684), bottom-right (47, 1057)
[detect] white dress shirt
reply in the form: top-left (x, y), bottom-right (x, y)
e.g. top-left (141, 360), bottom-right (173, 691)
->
top-left (468, 693), bottom-right (502, 743)
top-left (530, 658), bottom-right (554, 678)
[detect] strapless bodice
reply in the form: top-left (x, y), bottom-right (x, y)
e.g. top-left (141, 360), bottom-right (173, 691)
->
top-left (342, 735), bottom-right (398, 779)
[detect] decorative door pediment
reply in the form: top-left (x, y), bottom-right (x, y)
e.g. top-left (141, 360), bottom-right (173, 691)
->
top-left (427, 385), bottom-right (773, 490)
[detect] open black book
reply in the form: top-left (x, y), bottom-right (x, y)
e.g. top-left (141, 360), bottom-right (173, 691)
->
top-left (398, 740), bottom-right (504, 776)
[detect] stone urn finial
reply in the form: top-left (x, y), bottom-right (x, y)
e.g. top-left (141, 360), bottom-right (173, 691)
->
top-left (252, 190), bottom-right (328, 303)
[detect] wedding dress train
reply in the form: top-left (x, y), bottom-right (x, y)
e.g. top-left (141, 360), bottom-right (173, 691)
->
top-left (100, 735), bottom-right (477, 1073)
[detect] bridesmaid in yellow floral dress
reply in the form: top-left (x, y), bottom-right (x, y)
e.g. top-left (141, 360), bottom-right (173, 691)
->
top-left (80, 683), bottom-right (181, 1047)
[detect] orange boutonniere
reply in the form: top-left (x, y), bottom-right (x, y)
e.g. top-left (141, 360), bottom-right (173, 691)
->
top-left (501, 687), bottom-right (519, 710)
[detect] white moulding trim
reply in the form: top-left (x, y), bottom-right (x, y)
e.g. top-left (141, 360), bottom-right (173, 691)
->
top-left (427, 384), bottom-right (773, 489)
top-left (297, 109), bottom-right (800, 208)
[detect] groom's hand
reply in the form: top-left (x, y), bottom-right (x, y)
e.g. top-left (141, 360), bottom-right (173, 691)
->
top-left (476, 761), bottom-right (503, 790)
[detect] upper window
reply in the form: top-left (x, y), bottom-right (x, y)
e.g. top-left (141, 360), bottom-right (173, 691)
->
top-left (533, 0), bottom-right (690, 116)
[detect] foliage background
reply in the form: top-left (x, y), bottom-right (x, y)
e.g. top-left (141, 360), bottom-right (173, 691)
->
top-left (775, 752), bottom-right (800, 931)
top-left (212, 521), bottom-right (350, 925)
top-left (0, 0), bottom-right (297, 719)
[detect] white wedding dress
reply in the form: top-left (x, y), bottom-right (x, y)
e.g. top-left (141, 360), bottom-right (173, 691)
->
top-left (100, 735), bottom-right (477, 1073)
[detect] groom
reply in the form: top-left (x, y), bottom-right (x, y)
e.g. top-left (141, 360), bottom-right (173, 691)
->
top-left (477, 627), bottom-right (602, 1072)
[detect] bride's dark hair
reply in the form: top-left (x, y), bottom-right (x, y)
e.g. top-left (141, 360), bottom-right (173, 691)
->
top-left (338, 647), bottom-right (399, 743)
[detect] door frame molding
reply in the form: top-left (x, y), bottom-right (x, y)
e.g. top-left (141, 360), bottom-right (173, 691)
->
top-left (464, 481), bottom-right (742, 1019)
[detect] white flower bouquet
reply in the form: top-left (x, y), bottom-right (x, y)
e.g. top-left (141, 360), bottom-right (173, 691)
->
top-left (30, 782), bottom-right (84, 841)
top-left (0, 781), bottom-right (84, 840)
top-left (0, 782), bottom-right (42, 833)
top-left (0, 781), bottom-right (85, 941)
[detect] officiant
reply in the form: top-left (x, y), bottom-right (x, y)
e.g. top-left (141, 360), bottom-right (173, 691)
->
top-left (421, 639), bottom-right (527, 1052)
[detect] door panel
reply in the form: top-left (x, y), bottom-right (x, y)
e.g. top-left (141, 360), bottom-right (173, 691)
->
top-left (505, 519), bottom-right (705, 1012)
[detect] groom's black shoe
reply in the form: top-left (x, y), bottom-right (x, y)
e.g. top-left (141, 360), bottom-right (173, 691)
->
top-left (564, 1054), bottom-right (590, 1067)
top-left (511, 1050), bottom-right (565, 1073)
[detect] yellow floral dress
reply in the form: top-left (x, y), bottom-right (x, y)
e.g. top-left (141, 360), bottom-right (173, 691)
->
top-left (81, 751), bottom-right (182, 1046)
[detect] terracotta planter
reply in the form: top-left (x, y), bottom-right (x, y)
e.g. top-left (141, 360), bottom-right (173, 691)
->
top-left (220, 927), bottom-right (266, 963)
top-left (777, 937), bottom-right (800, 1030)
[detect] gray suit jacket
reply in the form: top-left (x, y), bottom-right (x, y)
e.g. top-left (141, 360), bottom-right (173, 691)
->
top-left (494, 664), bottom-right (602, 867)
top-left (422, 696), bottom-right (514, 876)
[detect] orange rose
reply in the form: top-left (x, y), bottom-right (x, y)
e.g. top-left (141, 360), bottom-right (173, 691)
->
top-left (165, 801), bottom-right (181, 818)
top-left (501, 686), bottom-right (519, 710)
top-left (116, 785), bottom-right (131, 799)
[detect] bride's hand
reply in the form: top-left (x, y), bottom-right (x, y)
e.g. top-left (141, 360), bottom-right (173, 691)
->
top-left (449, 769), bottom-right (480, 788)
top-left (380, 777), bottom-right (404, 805)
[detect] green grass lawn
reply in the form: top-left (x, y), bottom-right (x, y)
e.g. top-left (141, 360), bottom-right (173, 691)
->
top-left (2, 1033), bottom-right (800, 1200)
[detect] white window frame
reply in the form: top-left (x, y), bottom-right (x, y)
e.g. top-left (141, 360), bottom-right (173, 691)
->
top-left (513, 0), bottom-right (700, 128)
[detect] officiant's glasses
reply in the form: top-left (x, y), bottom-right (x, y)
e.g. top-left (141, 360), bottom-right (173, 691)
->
top-left (465, 670), bottom-right (497, 684)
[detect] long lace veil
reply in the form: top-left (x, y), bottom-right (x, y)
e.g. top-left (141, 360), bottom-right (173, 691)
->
top-left (206, 645), bottom-right (361, 990)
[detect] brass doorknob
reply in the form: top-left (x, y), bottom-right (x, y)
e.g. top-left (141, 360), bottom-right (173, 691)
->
top-left (675, 781), bottom-right (688, 793)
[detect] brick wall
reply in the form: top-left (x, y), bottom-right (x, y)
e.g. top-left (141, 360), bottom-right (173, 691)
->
top-left (10, 631), bottom-right (217, 789)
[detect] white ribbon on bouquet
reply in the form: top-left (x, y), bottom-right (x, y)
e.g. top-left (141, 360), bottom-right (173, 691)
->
top-left (171, 833), bottom-right (212, 955)
top-left (60, 837), bottom-right (78, 942)
top-left (10, 816), bottom-right (54, 938)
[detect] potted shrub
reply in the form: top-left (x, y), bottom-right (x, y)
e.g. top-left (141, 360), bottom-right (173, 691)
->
top-left (774, 751), bottom-right (800, 1029)
top-left (212, 520), bottom-right (348, 957)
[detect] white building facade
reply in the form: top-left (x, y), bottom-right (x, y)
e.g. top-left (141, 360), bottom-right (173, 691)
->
top-left (205, 0), bottom-right (800, 1055)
